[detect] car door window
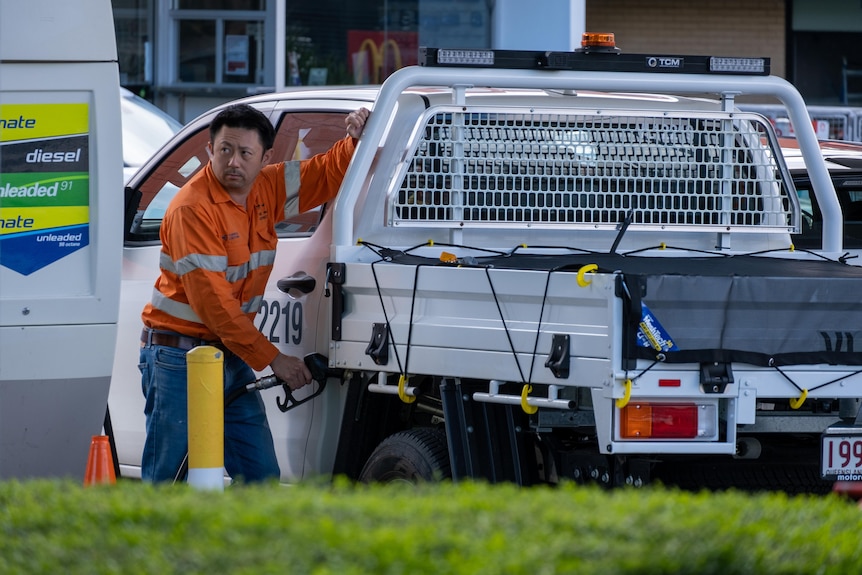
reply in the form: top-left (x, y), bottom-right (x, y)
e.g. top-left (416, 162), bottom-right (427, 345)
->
top-left (125, 111), bottom-right (349, 243)
top-left (842, 188), bottom-right (862, 249)
top-left (270, 112), bottom-right (351, 237)
top-left (792, 175), bottom-right (862, 250)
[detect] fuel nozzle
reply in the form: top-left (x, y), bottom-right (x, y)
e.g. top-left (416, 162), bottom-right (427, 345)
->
top-left (304, 352), bottom-right (344, 383)
top-left (274, 354), bottom-right (343, 413)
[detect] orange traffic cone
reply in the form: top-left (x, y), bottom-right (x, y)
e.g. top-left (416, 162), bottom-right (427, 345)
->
top-left (84, 435), bottom-right (116, 486)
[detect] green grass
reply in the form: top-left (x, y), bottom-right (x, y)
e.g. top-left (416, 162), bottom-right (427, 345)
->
top-left (0, 478), bottom-right (860, 574)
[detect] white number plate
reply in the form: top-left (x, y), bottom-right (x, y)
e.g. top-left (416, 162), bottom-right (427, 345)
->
top-left (822, 434), bottom-right (862, 479)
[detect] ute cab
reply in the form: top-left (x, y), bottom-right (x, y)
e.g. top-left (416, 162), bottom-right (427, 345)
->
top-left (782, 138), bottom-right (862, 257)
top-left (113, 87), bottom-right (378, 479)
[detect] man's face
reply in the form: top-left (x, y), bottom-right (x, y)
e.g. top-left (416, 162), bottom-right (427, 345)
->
top-left (207, 125), bottom-right (273, 194)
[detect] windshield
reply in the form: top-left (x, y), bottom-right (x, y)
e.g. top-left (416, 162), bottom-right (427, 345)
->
top-left (121, 90), bottom-right (183, 168)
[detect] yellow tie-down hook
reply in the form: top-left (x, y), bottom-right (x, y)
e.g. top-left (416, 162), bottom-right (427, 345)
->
top-left (577, 263), bottom-right (598, 287)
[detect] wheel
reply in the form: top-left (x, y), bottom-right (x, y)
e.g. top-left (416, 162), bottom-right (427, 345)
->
top-left (359, 427), bottom-right (452, 483)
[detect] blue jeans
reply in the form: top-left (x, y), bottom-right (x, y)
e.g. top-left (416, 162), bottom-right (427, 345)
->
top-left (139, 343), bottom-right (280, 483)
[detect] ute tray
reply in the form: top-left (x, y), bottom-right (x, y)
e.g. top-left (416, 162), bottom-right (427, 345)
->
top-left (376, 247), bottom-right (862, 367)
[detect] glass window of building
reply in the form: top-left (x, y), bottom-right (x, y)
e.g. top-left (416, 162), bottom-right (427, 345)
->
top-left (170, 1), bottom-right (266, 86)
top-left (118, 0), bottom-right (491, 97)
top-left (285, 0), bottom-right (489, 86)
top-left (113, 0), bottom-right (154, 88)
top-left (176, 0), bottom-right (264, 9)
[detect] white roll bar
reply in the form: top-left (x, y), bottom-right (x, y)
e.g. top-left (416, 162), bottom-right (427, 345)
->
top-left (333, 66), bottom-right (841, 253)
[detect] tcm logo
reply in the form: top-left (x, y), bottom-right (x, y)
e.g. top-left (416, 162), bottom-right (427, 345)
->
top-left (821, 331), bottom-right (855, 352)
top-left (647, 57), bottom-right (683, 69)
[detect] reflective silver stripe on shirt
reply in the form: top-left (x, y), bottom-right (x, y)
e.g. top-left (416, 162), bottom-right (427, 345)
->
top-left (162, 250), bottom-right (274, 283)
top-left (159, 251), bottom-right (176, 274)
top-left (284, 160), bottom-right (301, 220)
top-left (252, 248), bottom-right (276, 269)
top-left (150, 289), bottom-right (203, 323)
top-left (243, 294), bottom-right (264, 314)
top-left (161, 251), bottom-right (228, 277)
top-left (226, 262), bottom-right (248, 283)
top-left (151, 289), bottom-right (264, 321)
top-left (226, 249), bottom-right (275, 283)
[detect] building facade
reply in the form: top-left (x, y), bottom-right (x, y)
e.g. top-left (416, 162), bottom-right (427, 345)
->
top-left (115, 0), bottom-right (581, 121)
top-left (587, 0), bottom-right (862, 106)
top-left (112, 0), bottom-right (862, 122)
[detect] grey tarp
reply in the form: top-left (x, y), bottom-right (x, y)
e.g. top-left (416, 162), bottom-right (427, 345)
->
top-left (374, 247), bottom-right (862, 367)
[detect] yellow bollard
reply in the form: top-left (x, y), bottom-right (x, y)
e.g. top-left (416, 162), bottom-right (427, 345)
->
top-left (187, 345), bottom-right (224, 491)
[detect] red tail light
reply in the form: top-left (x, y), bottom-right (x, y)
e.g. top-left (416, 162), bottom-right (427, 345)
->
top-left (620, 403), bottom-right (699, 439)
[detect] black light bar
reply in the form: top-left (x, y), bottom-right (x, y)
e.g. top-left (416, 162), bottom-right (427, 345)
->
top-left (418, 47), bottom-right (770, 76)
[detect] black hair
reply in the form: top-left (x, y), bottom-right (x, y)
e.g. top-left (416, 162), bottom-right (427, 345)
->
top-left (209, 103), bottom-right (275, 150)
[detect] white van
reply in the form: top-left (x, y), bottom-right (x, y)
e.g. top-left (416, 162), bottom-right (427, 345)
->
top-left (0, 0), bottom-right (124, 478)
top-left (120, 88), bottom-right (182, 183)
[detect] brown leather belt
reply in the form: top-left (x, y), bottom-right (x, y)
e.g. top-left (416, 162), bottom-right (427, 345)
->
top-left (141, 328), bottom-right (230, 355)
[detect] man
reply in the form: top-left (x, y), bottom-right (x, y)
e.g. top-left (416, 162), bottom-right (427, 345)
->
top-left (139, 103), bottom-right (370, 483)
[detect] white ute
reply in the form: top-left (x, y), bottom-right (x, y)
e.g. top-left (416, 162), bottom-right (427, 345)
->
top-left (112, 38), bottom-right (862, 491)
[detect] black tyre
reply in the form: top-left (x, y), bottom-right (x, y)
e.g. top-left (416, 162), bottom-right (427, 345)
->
top-left (359, 427), bottom-right (452, 483)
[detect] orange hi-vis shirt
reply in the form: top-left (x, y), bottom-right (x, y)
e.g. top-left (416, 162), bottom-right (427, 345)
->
top-left (141, 135), bottom-right (356, 370)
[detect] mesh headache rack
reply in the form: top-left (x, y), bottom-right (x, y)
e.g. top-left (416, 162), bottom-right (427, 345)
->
top-left (388, 107), bottom-right (799, 233)
top-left (333, 45), bottom-right (840, 252)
